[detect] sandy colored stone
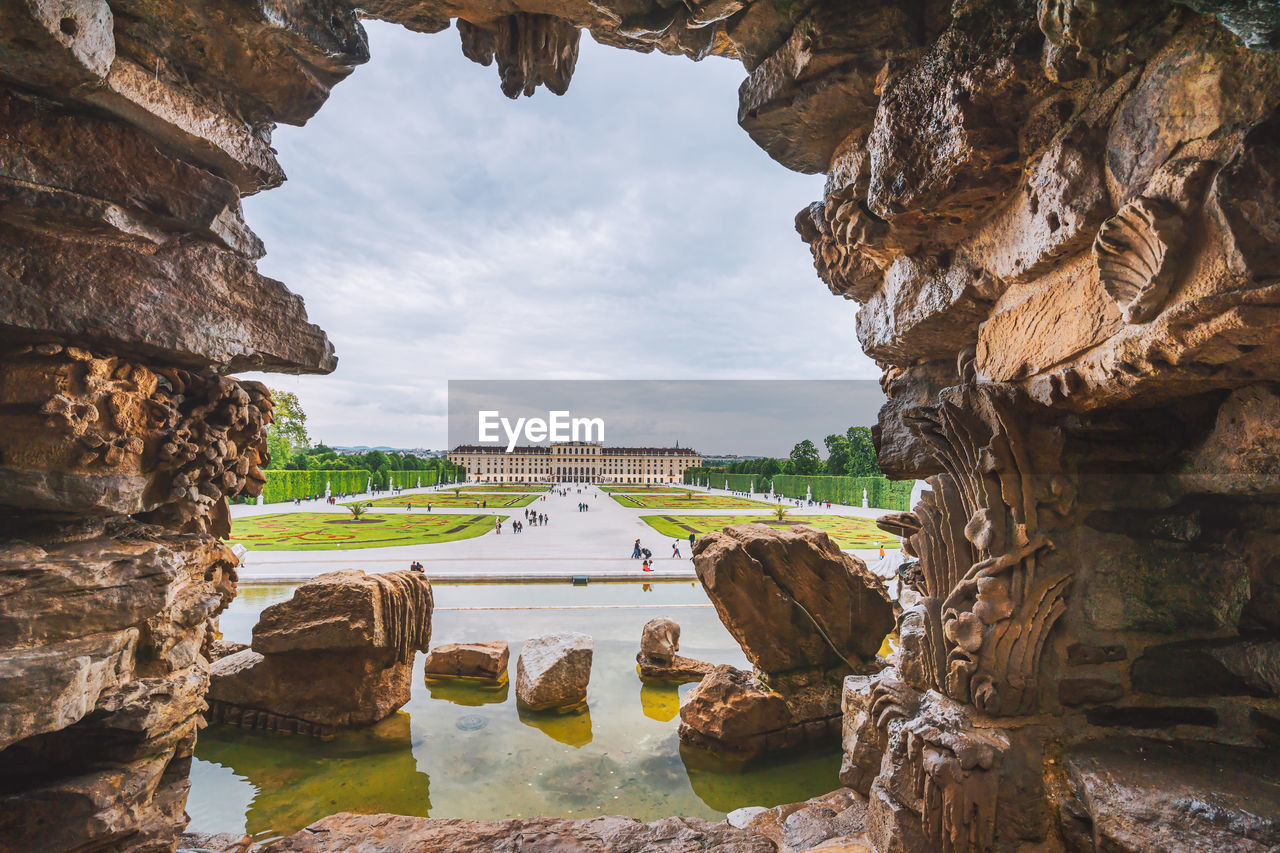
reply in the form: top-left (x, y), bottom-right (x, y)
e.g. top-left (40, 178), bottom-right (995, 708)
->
top-left (423, 641), bottom-right (509, 680)
top-left (976, 254), bottom-right (1123, 381)
top-left (266, 811), bottom-right (776, 852)
top-left (515, 631), bottom-right (593, 711)
top-left (692, 524), bottom-right (893, 675)
top-left (678, 664), bottom-right (790, 746)
top-left (208, 570), bottom-right (432, 731)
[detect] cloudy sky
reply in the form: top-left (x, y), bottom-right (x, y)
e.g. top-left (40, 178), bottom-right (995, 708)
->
top-left (242, 21), bottom-right (880, 451)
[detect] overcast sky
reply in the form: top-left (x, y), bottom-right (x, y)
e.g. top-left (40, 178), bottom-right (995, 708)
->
top-left (242, 20), bottom-right (880, 451)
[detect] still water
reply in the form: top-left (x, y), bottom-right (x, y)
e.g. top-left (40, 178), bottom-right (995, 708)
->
top-left (187, 581), bottom-right (841, 842)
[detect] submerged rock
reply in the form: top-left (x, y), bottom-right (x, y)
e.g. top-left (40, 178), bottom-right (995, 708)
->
top-left (684, 525), bottom-right (892, 756)
top-left (207, 570), bottom-right (432, 733)
top-left (423, 641), bottom-right (509, 681)
top-left (637, 617), bottom-right (713, 684)
top-left (515, 631), bottom-right (593, 711)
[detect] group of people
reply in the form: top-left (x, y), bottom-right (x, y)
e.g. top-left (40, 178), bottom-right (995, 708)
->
top-left (631, 534), bottom-right (695, 572)
top-left (576, 502), bottom-right (590, 512)
top-left (408, 561), bottom-right (424, 572)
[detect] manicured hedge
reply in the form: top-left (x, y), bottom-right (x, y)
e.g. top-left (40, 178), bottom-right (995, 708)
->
top-left (683, 470), bottom-right (762, 492)
top-left (261, 468), bottom-right (463, 503)
top-left (770, 475), bottom-right (914, 511)
top-left (261, 470), bottom-right (371, 503)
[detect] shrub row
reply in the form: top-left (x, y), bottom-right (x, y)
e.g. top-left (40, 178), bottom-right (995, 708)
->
top-left (261, 469), bottom-right (465, 503)
top-left (770, 474), bottom-right (914, 511)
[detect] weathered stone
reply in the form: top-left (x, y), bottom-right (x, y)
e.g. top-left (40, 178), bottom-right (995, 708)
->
top-left (515, 630), bottom-right (593, 711)
top-left (267, 811), bottom-right (777, 852)
top-left (0, 628), bottom-right (137, 751)
top-left (458, 14), bottom-right (581, 99)
top-left (0, 227), bottom-right (335, 373)
top-left (0, 90), bottom-right (262, 258)
top-left (678, 665), bottom-right (790, 751)
top-left (738, 3), bottom-right (920, 174)
top-left (741, 787), bottom-right (871, 853)
top-left (1058, 737), bottom-right (1280, 852)
top-left (207, 570), bottom-right (432, 731)
top-left (423, 641), bottom-right (509, 680)
top-left (635, 616), bottom-right (713, 683)
top-left (640, 616), bottom-right (680, 664)
top-left (977, 254), bottom-right (1123, 381)
top-left (638, 653), bottom-right (714, 684)
top-left (177, 832), bottom-right (253, 853)
top-left (1131, 638), bottom-right (1280, 698)
top-left (692, 524), bottom-right (893, 675)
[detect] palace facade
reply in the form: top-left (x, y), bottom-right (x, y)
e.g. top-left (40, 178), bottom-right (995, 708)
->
top-left (447, 441), bottom-right (702, 484)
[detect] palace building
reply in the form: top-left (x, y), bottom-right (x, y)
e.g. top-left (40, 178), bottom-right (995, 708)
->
top-left (447, 441), bottom-right (702, 484)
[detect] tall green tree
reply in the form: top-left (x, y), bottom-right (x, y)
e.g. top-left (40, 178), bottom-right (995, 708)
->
top-left (265, 389), bottom-right (310, 469)
top-left (789, 439), bottom-right (821, 475)
top-left (824, 433), bottom-right (850, 476)
top-left (845, 426), bottom-right (881, 476)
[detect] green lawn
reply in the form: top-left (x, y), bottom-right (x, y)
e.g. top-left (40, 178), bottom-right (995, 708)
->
top-left (229, 513), bottom-right (503, 551)
top-left (351, 493), bottom-right (537, 508)
top-left (640, 515), bottom-right (900, 551)
top-left (611, 492), bottom-right (777, 509)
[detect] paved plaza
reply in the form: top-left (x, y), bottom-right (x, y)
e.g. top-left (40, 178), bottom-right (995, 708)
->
top-left (230, 483), bottom-right (901, 583)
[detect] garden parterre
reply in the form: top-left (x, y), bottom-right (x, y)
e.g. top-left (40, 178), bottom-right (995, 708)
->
top-left (640, 514), bottom-right (899, 551)
top-left (229, 513), bottom-right (503, 551)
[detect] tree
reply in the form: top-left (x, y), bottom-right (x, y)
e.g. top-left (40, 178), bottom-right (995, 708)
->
top-left (789, 439), bottom-right (821, 475)
top-left (264, 389), bottom-right (309, 469)
top-left (824, 433), bottom-right (850, 476)
top-left (361, 450), bottom-right (389, 473)
top-left (845, 426), bottom-right (881, 476)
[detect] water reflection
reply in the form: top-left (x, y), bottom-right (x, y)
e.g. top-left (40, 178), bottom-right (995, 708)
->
top-left (191, 582), bottom-right (842, 836)
top-left (425, 676), bottom-right (510, 707)
top-left (194, 711), bottom-right (432, 837)
top-left (639, 683), bottom-right (681, 722)
top-left (518, 705), bottom-right (594, 748)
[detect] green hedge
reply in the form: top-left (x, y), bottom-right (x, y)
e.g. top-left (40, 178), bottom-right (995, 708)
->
top-left (387, 469), bottom-right (437, 489)
top-left (770, 475), bottom-right (913, 511)
top-left (261, 468), bottom-right (463, 503)
top-left (683, 470), bottom-right (763, 492)
top-left (261, 470), bottom-right (371, 503)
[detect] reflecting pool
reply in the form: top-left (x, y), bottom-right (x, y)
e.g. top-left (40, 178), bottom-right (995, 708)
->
top-left (188, 581), bottom-right (842, 842)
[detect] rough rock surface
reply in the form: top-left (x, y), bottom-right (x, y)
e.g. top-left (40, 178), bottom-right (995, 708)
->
top-left (267, 811), bottom-right (776, 852)
top-left (423, 640), bottom-right (509, 680)
top-left (692, 524), bottom-right (893, 674)
top-left (515, 631), bottom-right (593, 711)
top-left (640, 616), bottom-right (680, 663)
top-left (207, 570), bottom-right (432, 731)
top-left (636, 616), bottom-right (713, 683)
top-left (683, 525), bottom-right (892, 755)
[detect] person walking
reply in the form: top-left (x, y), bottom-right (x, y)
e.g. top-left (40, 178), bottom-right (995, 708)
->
top-left (672, 542), bottom-right (682, 559)
top-left (687, 532), bottom-right (695, 550)
top-left (632, 539), bottom-right (642, 559)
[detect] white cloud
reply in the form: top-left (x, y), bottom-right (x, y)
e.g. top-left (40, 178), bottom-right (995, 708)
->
top-left (241, 21), bottom-right (878, 449)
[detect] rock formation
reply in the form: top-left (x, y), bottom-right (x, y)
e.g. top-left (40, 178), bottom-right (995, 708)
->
top-left (515, 631), bottom-right (593, 712)
top-left (681, 524), bottom-right (893, 756)
top-left (4, 0), bottom-right (1280, 850)
top-left (637, 616), bottom-right (713, 683)
top-left (423, 640), bottom-right (509, 680)
top-left (207, 570), bottom-right (432, 734)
